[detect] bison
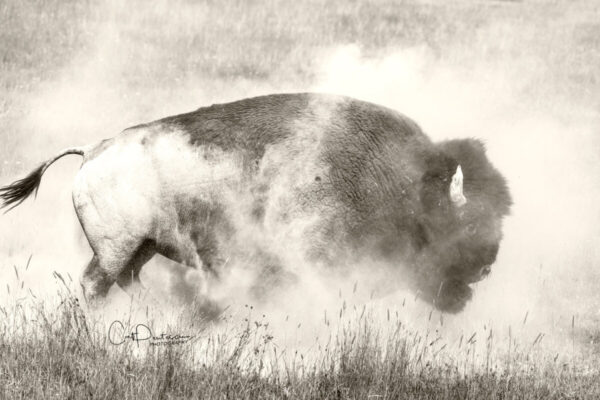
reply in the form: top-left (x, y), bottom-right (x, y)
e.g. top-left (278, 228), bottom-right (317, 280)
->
top-left (0, 93), bottom-right (511, 313)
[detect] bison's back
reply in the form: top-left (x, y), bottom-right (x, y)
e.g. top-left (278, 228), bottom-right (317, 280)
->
top-left (145, 93), bottom-right (430, 163)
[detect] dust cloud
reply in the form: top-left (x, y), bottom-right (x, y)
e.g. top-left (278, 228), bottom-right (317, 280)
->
top-left (311, 43), bottom-right (600, 348)
top-left (1, 0), bottom-right (599, 359)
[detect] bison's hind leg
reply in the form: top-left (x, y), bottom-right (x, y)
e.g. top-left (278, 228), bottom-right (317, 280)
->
top-left (81, 255), bottom-right (113, 301)
top-left (80, 240), bottom-right (156, 303)
top-left (115, 240), bottom-right (156, 298)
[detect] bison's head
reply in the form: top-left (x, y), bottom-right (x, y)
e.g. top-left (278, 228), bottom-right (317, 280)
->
top-left (415, 139), bottom-right (512, 313)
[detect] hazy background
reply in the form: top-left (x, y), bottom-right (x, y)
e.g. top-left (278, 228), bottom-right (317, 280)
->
top-left (1, 0), bottom-right (600, 353)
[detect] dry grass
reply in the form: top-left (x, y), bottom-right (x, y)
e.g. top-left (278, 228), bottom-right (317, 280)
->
top-left (2, 0), bottom-right (600, 398)
top-left (1, 285), bottom-right (599, 399)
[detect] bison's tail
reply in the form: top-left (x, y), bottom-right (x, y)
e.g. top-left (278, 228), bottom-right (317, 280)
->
top-left (0, 146), bottom-right (89, 212)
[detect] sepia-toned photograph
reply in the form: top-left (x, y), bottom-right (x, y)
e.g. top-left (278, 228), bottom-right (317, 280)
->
top-left (1, 0), bottom-right (599, 398)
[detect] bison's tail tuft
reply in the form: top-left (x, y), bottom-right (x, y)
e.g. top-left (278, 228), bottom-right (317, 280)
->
top-left (0, 147), bottom-right (87, 213)
top-left (0, 164), bottom-right (46, 212)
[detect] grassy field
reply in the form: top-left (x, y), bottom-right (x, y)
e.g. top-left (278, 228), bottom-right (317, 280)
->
top-left (2, 0), bottom-right (600, 398)
top-left (2, 287), bottom-right (599, 399)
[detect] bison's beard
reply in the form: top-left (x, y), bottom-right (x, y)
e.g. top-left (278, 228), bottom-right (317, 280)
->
top-left (417, 278), bottom-right (474, 313)
top-left (408, 233), bottom-right (498, 312)
top-left (410, 254), bottom-right (481, 313)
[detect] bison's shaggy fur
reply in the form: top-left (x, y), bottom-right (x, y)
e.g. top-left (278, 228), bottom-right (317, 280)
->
top-left (0, 93), bottom-right (511, 313)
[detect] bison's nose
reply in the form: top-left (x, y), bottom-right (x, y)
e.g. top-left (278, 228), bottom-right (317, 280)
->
top-left (481, 243), bottom-right (499, 265)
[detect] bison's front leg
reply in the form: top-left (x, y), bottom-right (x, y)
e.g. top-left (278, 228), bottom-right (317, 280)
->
top-left (248, 263), bottom-right (298, 301)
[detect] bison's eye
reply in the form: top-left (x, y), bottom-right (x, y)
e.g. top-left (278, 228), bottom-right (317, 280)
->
top-left (465, 223), bottom-right (477, 235)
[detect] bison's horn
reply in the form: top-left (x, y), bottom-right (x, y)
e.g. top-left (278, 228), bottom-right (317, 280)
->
top-left (450, 165), bottom-right (467, 207)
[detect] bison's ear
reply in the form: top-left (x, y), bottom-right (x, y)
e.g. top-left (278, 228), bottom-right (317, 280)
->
top-left (449, 165), bottom-right (467, 207)
top-left (420, 153), bottom-right (460, 213)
